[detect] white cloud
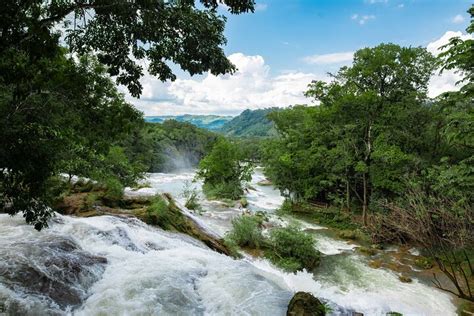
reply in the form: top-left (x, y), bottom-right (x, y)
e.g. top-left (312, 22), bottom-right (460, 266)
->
top-left (126, 53), bottom-right (323, 115)
top-left (398, 4), bottom-right (404, 8)
top-left (303, 52), bottom-right (354, 65)
top-left (351, 14), bottom-right (375, 25)
top-left (426, 30), bottom-right (472, 56)
top-left (427, 31), bottom-right (473, 98)
top-left (255, 3), bottom-right (268, 11)
top-left (451, 14), bottom-right (465, 24)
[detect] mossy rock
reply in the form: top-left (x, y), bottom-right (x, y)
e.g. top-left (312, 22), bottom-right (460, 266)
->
top-left (414, 257), bottom-right (434, 269)
top-left (287, 292), bottom-right (326, 316)
top-left (368, 260), bottom-right (383, 269)
top-left (398, 275), bottom-right (412, 283)
top-left (137, 193), bottom-right (234, 257)
top-left (338, 230), bottom-right (357, 240)
top-left (356, 246), bottom-right (378, 256)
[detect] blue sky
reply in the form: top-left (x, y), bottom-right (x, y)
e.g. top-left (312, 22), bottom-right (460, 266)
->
top-left (223, 0), bottom-right (471, 74)
top-left (129, 0), bottom-right (472, 116)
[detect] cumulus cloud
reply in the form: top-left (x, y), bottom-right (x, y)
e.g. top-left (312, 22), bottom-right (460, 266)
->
top-left (303, 51), bottom-right (354, 65)
top-left (126, 53), bottom-right (322, 115)
top-left (451, 14), bottom-right (465, 24)
top-left (427, 31), bottom-right (473, 98)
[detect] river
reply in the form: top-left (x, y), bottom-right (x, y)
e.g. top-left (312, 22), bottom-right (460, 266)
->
top-left (0, 168), bottom-right (457, 315)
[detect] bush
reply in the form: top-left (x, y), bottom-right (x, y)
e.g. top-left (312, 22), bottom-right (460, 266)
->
top-left (146, 195), bottom-right (172, 226)
top-left (182, 181), bottom-right (201, 211)
top-left (202, 181), bottom-right (243, 200)
top-left (226, 215), bottom-right (264, 249)
top-left (265, 224), bottom-right (320, 272)
top-left (102, 177), bottom-right (124, 201)
top-left (196, 138), bottom-right (253, 201)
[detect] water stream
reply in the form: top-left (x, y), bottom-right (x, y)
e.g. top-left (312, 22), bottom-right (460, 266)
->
top-left (0, 169), bottom-right (457, 315)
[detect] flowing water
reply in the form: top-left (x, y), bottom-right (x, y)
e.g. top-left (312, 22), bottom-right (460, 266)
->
top-left (0, 168), bottom-right (457, 315)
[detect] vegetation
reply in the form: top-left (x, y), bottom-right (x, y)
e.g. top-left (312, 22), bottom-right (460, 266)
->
top-left (226, 215), bottom-right (320, 273)
top-left (146, 115), bottom-right (233, 130)
top-left (182, 181), bottom-right (201, 211)
top-left (262, 5), bottom-right (474, 302)
top-left (226, 215), bottom-right (264, 249)
top-left (196, 138), bottom-right (253, 200)
top-left (0, 0), bottom-right (253, 229)
top-left (142, 120), bottom-right (218, 172)
top-left (219, 108), bottom-right (279, 137)
top-left (265, 224), bottom-right (320, 272)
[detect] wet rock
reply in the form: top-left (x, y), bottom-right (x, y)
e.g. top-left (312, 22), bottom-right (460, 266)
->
top-left (136, 193), bottom-right (234, 257)
top-left (398, 275), bottom-right (413, 283)
top-left (287, 292), bottom-right (326, 316)
top-left (414, 257), bottom-right (434, 269)
top-left (356, 246), bottom-right (378, 256)
top-left (0, 236), bottom-right (107, 311)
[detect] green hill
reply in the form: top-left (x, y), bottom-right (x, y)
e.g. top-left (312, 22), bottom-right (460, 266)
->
top-left (218, 108), bottom-right (279, 137)
top-left (145, 114), bottom-right (233, 130)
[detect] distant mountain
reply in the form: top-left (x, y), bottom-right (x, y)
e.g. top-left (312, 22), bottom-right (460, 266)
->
top-left (219, 108), bottom-right (279, 137)
top-left (145, 114), bottom-right (233, 130)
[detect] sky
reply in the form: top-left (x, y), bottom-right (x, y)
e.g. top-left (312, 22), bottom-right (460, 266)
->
top-left (124, 0), bottom-right (473, 116)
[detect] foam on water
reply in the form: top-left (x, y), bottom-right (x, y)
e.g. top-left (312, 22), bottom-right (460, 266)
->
top-left (1, 169), bottom-right (458, 315)
top-left (0, 214), bottom-right (291, 315)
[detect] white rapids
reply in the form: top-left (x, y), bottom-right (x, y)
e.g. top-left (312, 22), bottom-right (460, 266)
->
top-left (0, 168), bottom-right (458, 315)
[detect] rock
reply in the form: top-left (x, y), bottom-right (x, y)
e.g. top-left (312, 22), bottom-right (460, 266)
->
top-left (257, 179), bottom-right (273, 186)
top-left (338, 230), bottom-right (357, 240)
top-left (136, 193), bottom-right (234, 257)
top-left (352, 313), bottom-right (364, 316)
top-left (356, 246), bottom-right (378, 256)
top-left (398, 275), bottom-right (412, 283)
top-left (0, 236), bottom-right (107, 310)
top-left (57, 191), bottom-right (234, 257)
top-left (287, 292), bottom-right (326, 316)
top-left (414, 257), bottom-right (434, 269)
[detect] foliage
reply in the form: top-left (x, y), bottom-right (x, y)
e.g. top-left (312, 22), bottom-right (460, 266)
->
top-left (219, 108), bottom-right (279, 137)
top-left (197, 138), bottom-right (253, 200)
top-left (226, 215), bottom-right (264, 249)
top-left (1, 0), bottom-right (254, 97)
top-left (0, 0), bottom-right (253, 229)
top-left (144, 120), bottom-right (218, 172)
top-left (373, 189), bottom-right (473, 302)
top-left (265, 224), bottom-right (320, 272)
top-left (182, 181), bottom-right (201, 211)
top-left (263, 41), bottom-right (472, 227)
top-left (146, 115), bottom-right (232, 130)
top-left (0, 50), bottom-right (144, 229)
top-left (145, 195), bottom-right (175, 229)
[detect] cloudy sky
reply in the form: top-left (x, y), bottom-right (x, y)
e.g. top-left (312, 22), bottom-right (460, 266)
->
top-left (125, 0), bottom-right (473, 116)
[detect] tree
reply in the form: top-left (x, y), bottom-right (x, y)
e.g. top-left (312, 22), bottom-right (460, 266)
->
top-left (1, 0), bottom-right (255, 97)
top-left (264, 44), bottom-right (436, 225)
top-left (0, 0), bottom-right (254, 229)
top-left (196, 138), bottom-right (253, 200)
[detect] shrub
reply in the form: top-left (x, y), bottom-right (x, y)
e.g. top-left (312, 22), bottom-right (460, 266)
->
top-left (240, 197), bottom-right (249, 208)
top-left (266, 224), bottom-right (320, 272)
top-left (196, 138), bottom-right (253, 201)
top-left (146, 195), bottom-right (172, 226)
top-left (202, 181), bottom-right (244, 200)
top-left (102, 177), bottom-right (124, 201)
top-left (226, 215), bottom-right (264, 249)
top-left (182, 181), bottom-right (201, 211)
